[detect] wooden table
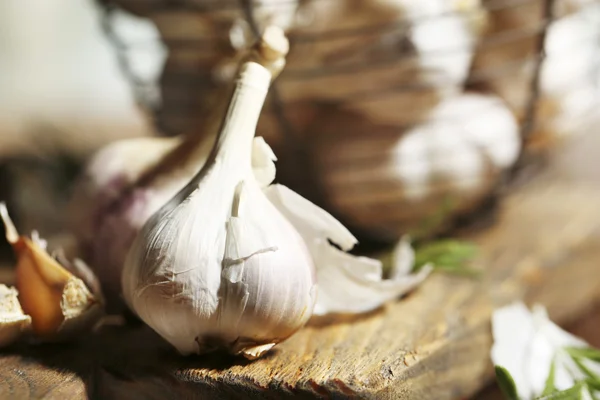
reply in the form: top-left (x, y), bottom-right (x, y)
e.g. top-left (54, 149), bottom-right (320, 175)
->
top-left (1, 132), bottom-right (599, 399)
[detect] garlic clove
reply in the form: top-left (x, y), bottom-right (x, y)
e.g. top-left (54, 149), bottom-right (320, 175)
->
top-left (0, 284), bottom-right (32, 347)
top-left (0, 203), bottom-right (102, 338)
top-left (264, 185), bottom-right (432, 315)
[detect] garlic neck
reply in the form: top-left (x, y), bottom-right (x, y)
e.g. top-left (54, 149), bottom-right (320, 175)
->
top-left (179, 62), bottom-right (272, 196)
top-left (212, 62), bottom-right (271, 170)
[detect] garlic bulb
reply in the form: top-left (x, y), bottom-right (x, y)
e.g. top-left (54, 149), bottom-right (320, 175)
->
top-left (0, 203), bottom-right (102, 341)
top-left (471, 0), bottom-right (600, 140)
top-left (310, 93), bottom-right (520, 240)
top-left (124, 61), bottom-right (316, 359)
top-left (540, 2), bottom-right (600, 137)
top-left (123, 28), bottom-right (430, 358)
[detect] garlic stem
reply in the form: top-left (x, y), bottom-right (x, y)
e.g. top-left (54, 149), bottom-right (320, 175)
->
top-left (213, 64), bottom-right (271, 168)
top-left (170, 63), bottom-right (272, 207)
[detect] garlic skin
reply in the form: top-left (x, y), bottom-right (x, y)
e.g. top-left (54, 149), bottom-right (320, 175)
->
top-left (0, 285), bottom-right (32, 347)
top-left (264, 188), bottom-right (432, 315)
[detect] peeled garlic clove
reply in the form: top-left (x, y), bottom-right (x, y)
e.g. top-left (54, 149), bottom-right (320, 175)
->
top-left (264, 185), bottom-right (432, 315)
top-left (0, 203), bottom-right (102, 339)
top-left (0, 284), bottom-right (32, 347)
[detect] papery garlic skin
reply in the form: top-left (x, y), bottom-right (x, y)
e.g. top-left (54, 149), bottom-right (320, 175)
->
top-left (0, 284), bottom-right (32, 347)
top-left (123, 62), bottom-right (317, 358)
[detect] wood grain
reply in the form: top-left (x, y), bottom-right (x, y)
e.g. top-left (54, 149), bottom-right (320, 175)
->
top-left (1, 129), bottom-right (600, 399)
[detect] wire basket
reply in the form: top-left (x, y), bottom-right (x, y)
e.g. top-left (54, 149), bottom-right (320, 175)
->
top-left (101, 0), bottom-right (600, 243)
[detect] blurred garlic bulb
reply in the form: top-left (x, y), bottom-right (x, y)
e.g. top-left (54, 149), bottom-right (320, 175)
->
top-left (0, 203), bottom-right (102, 342)
top-left (123, 28), bottom-right (430, 359)
top-left (471, 0), bottom-right (600, 142)
top-left (310, 93), bottom-right (520, 240)
top-left (540, 2), bottom-right (600, 137)
top-left (396, 0), bottom-right (485, 89)
top-left (124, 60), bottom-right (316, 359)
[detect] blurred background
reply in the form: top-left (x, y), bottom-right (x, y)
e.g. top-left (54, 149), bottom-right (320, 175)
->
top-left (0, 0), bottom-right (599, 257)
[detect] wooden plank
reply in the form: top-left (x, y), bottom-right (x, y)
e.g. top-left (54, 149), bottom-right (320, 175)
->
top-left (1, 129), bottom-right (600, 399)
top-left (0, 175), bottom-right (598, 399)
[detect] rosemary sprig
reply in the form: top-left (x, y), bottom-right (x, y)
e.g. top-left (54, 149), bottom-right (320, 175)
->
top-left (413, 239), bottom-right (479, 276)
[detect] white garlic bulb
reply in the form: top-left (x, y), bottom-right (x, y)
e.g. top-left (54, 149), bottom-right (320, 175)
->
top-left (122, 28), bottom-right (431, 358)
top-left (540, 2), bottom-right (600, 137)
top-left (310, 93), bottom-right (520, 239)
top-left (123, 61), bottom-right (317, 359)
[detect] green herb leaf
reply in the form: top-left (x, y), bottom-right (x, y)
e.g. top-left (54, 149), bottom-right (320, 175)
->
top-left (536, 382), bottom-right (587, 400)
top-left (495, 366), bottom-right (520, 400)
top-left (543, 359), bottom-right (558, 396)
top-left (565, 347), bottom-right (600, 363)
top-left (414, 239), bottom-right (479, 276)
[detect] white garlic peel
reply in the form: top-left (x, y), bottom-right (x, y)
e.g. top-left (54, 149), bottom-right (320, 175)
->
top-left (123, 58), bottom-right (430, 358)
top-left (0, 284), bottom-right (32, 347)
top-left (264, 186), bottom-right (433, 315)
